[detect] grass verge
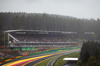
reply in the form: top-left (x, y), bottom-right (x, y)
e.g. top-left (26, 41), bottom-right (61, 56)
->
top-left (54, 52), bottom-right (80, 66)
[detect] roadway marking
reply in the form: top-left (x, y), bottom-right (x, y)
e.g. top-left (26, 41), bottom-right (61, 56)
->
top-left (34, 50), bottom-right (80, 66)
top-left (2, 50), bottom-right (80, 66)
top-left (21, 59), bottom-right (36, 66)
top-left (47, 58), bottom-right (56, 66)
top-left (34, 55), bottom-right (60, 66)
top-left (3, 55), bottom-right (52, 66)
top-left (34, 57), bottom-right (51, 66)
top-left (47, 55), bottom-right (62, 66)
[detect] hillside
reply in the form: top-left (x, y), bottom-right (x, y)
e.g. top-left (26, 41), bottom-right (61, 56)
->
top-left (0, 12), bottom-right (100, 41)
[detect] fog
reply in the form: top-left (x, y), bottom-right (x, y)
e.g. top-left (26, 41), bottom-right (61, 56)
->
top-left (0, 0), bottom-right (100, 19)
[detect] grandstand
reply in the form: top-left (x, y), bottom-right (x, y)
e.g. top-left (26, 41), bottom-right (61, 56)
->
top-left (5, 30), bottom-right (79, 51)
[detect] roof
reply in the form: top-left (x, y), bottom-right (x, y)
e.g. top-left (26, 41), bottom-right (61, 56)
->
top-left (63, 58), bottom-right (78, 61)
top-left (4, 30), bottom-right (77, 34)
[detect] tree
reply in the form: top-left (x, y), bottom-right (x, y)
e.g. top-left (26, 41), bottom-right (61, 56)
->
top-left (82, 50), bottom-right (90, 63)
top-left (95, 48), bottom-right (100, 60)
top-left (86, 56), bottom-right (96, 66)
top-left (12, 16), bottom-right (20, 29)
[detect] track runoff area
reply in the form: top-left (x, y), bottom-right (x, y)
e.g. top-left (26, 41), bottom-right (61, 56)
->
top-left (2, 48), bottom-right (80, 66)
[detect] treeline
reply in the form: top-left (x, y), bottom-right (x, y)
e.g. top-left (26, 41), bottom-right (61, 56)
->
top-left (0, 12), bottom-right (100, 39)
top-left (77, 41), bottom-right (100, 66)
top-left (0, 12), bottom-right (100, 32)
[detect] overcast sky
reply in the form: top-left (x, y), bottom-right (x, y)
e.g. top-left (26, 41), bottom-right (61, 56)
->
top-left (0, 0), bottom-right (100, 19)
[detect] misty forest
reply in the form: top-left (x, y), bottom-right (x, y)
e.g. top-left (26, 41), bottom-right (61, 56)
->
top-left (0, 12), bottom-right (100, 39)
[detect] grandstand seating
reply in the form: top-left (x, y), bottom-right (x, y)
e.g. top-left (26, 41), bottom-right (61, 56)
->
top-left (11, 34), bottom-right (72, 43)
top-left (7, 30), bottom-right (78, 49)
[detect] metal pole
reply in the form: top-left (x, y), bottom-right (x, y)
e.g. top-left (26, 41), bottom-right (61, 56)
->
top-left (4, 31), bottom-right (5, 49)
top-left (8, 33), bottom-right (10, 47)
top-left (8, 33), bottom-right (9, 43)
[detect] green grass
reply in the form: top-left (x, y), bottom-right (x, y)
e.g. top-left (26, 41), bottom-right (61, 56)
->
top-left (35, 56), bottom-right (60, 66)
top-left (54, 52), bottom-right (80, 66)
top-left (35, 52), bottom-right (80, 66)
top-left (31, 47), bottom-right (80, 66)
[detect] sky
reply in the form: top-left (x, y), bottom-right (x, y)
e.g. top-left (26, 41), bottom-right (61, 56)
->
top-left (0, 0), bottom-right (100, 19)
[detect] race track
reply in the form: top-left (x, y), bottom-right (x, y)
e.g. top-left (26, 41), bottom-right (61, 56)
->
top-left (2, 48), bottom-right (80, 66)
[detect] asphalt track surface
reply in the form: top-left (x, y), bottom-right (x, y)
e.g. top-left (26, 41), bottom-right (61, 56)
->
top-left (25, 54), bottom-right (61, 66)
top-left (1, 53), bottom-right (53, 65)
top-left (47, 56), bottom-right (58, 66)
top-left (3, 49), bottom-right (80, 66)
top-left (25, 50), bottom-right (80, 66)
top-left (3, 54), bottom-right (53, 66)
top-left (47, 53), bottom-right (73, 66)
